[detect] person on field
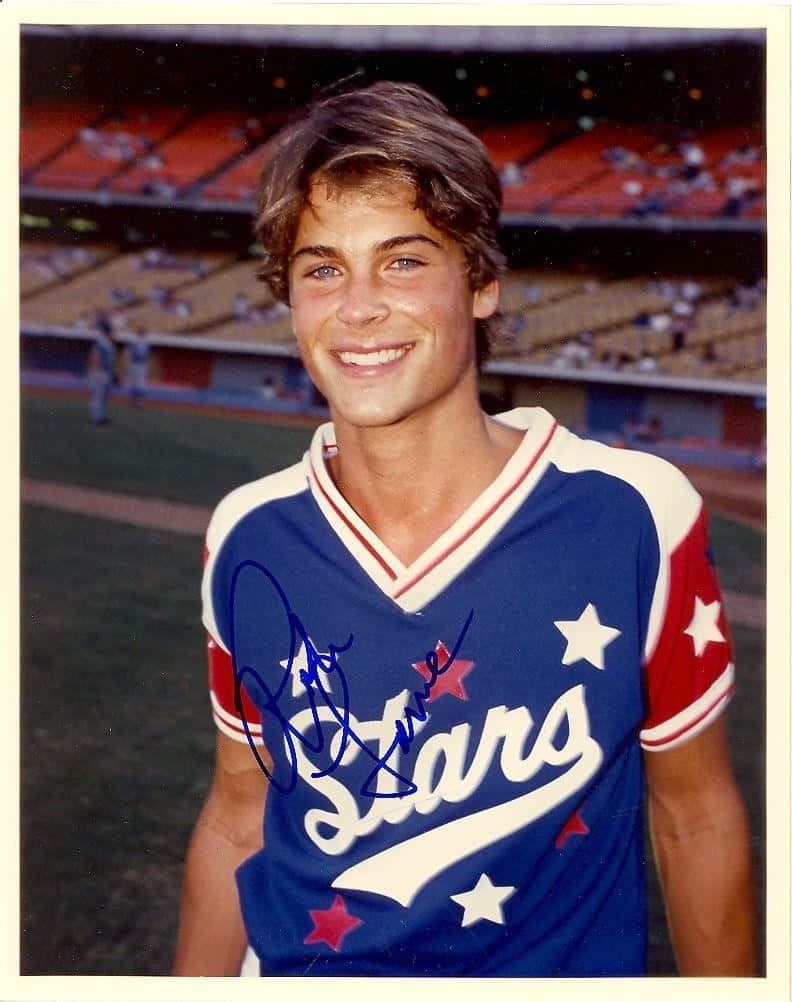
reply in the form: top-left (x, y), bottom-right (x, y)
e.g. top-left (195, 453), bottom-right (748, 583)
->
top-left (173, 81), bottom-right (756, 978)
top-left (87, 317), bottom-right (116, 425)
top-left (126, 326), bottom-right (150, 406)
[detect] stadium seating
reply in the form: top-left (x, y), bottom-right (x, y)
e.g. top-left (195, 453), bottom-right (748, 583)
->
top-left (20, 247), bottom-right (765, 387)
top-left (108, 108), bottom-right (253, 196)
top-left (21, 241), bottom-right (116, 298)
top-left (28, 102), bottom-right (192, 191)
top-left (503, 124), bottom-right (655, 214)
top-left (199, 110), bottom-right (288, 201)
top-left (19, 100), bottom-right (766, 226)
top-left (114, 258), bottom-right (273, 335)
top-left (22, 247), bottom-right (234, 328)
top-left (21, 98), bottom-right (106, 179)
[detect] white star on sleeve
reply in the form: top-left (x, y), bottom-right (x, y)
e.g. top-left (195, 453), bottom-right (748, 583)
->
top-left (684, 597), bottom-right (726, 657)
top-left (554, 602), bottom-right (621, 670)
top-left (450, 873), bottom-right (516, 928)
top-left (281, 638), bottom-right (333, 697)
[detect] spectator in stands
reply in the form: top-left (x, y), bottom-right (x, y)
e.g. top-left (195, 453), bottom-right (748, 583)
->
top-left (722, 176), bottom-right (761, 217)
top-left (680, 281), bottom-right (702, 305)
top-left (257, 375), bottom-right (278, 401)
top-left (233, 292), bottom-right (250, 322)
top-left (108, 309), bottom-right (129, 332)
top-left (110, 286), bottom-right (137, 307)
top-left (601, 145), bottom-right (644, 171)
top-left (143, 178), bottom-right (178, 198)
top-left (87, 317), bottom-right (117, 425)
top-left (630, 189), bottom-right (669, 217)
top-left (499, 162), bottom-right (523, 186)
top-left (141, 152), bottom-right (165, 170)
top-left (235, 116), bottom-right (265, 151)
top-left (720, 144), bottom-right (761, 169)
top-left (679, 142), bottom-right (705, 175)
top-left (596, 350), bottom-right (618, 370)
top-left (635, 351), bottom-right (661, 374)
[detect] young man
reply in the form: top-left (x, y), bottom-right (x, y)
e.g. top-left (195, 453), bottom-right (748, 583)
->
top-left (173, 81), bottom-right (756, 977)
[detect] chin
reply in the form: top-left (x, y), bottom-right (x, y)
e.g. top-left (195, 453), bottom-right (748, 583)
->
top-left (330, 402), bottom-right (409, 430)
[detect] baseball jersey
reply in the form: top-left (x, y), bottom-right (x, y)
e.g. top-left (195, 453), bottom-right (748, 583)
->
top-left (202, 406), bottom-right (734, 977)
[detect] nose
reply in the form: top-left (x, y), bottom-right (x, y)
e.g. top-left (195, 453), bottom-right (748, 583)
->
top-left (335, 271), bottom-right (390, 329)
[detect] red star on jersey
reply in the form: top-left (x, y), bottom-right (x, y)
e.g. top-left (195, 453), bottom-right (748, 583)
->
top-left (412, 641), bottom-right (475, 701)
top-left (555, 810), bottom-right (590, 849)
top-left (303, 894), bottom-right (363, 952)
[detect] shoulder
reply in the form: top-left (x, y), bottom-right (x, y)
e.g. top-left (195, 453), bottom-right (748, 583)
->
top-left (551, 428), bottom-right (702, 546)
top-left (205, 460), bottom-right (309, 556)
top-left (497, 407), bottom-right (702, 539)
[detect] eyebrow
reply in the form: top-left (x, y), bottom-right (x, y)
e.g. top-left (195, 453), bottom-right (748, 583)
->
top-left (290, 233), bottom-right (443, 264)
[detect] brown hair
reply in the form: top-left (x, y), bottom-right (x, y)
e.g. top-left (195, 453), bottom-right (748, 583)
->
top-left (253, 80), bottom-right (506, 365)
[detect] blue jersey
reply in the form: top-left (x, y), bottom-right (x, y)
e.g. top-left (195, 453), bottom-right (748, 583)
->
top-left (202, 407), bottom-right (734, 977)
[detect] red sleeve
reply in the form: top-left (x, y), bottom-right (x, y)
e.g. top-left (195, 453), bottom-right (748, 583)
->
top-left (639, 505), bottom-right (735, 751)
top-left (207, 633), bottom-right (264, 745)
top-left (203, 543), bottom-right (264, 746)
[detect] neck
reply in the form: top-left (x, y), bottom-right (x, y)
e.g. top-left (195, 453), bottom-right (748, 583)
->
top-left (328, 397), bottom-right (523, 565)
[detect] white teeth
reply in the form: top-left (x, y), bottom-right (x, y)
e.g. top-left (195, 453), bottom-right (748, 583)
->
top-left (337, 346), bottom-right (410, 366)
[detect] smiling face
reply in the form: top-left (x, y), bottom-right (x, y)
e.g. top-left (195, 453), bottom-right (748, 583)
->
top-left (287, 179), bottom-right (498, 435)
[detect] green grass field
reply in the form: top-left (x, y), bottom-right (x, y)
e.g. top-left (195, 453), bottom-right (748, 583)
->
top-left (20, 393), bottom-right (766, 975)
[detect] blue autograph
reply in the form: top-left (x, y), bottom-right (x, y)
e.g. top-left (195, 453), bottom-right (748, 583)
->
top-left (229, 559), bottom-right (474, 799)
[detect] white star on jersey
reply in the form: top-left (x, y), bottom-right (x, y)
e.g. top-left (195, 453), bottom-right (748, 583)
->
top-left (554, 602), bottom-right (621, 670)
top-left (684, 597), bottom-right (725, 657)
top-left (450, 873), bottom-right (516, 928)
top-left (280, 638), bottom-right (333, 697)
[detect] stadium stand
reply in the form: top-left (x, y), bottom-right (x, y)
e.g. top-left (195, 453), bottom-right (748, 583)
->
top-left (20, 99), bottom-right (766, 222)
top-left (20, 249), bottom-right (766, 388)
top-left (22, 246), bottom-right (234, 329)
top-left (20, 98), bottom-right (106, 180)
top-left (108, 108), bottom-right (254, 197)
top-left (21, 241), bottom-right (116, 298)
top-left (500, 123), bottom-right (655, 213)
top-left (113, 258), bottom-right (272, 335)
top-left (27, 102), bottom-right (192, 191)
top-left (199, 110), bottom-right (289, 202)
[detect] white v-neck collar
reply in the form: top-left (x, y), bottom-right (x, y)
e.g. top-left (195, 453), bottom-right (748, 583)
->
top-left (305, 407), bottom-right (560, 612)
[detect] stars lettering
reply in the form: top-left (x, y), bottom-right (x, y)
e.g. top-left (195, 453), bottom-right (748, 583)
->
top-left (450, 873), bottom-right (516, 928)
top-left (684, 596), bottom-right (726, 657)
top-left (303, 894), bottom-right (362, 952)
top-left (412, 641), bottom-right (474, 701)
top-left (554, 603), bottom-right (621, 670)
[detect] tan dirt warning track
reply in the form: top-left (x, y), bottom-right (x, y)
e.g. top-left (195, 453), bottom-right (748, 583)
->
top-left (21, 474), bottom-right (766, 629)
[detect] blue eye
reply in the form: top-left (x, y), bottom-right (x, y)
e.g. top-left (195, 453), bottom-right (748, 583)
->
top-left (309, 265), bottom-right (339, 279)
top-left (391, 257), bottom-right (422, 270)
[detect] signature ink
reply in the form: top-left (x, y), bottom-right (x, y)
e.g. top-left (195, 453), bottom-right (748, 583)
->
top-left (228, 559), bottom-right (473, 799)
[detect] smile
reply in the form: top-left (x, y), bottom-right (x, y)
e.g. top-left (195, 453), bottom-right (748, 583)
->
top-left (336, 345), bottom-right (413, 367)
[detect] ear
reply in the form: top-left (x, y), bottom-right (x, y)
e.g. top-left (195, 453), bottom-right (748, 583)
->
top-left (472, 278), bottom-right (500, 320)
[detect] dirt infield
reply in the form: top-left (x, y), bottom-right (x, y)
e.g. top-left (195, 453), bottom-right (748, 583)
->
top-left (21, 476), bottom-right (765, 629)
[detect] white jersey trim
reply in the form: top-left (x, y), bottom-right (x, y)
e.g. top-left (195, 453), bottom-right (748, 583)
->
top-left (202, 462), bottom-right (309, 652)
top-left (307, 408), bottom-right (560, 613)
top-left (639, 662), bottom-right (735, 751)
top-left (211, 691), bottom-right (265, 745)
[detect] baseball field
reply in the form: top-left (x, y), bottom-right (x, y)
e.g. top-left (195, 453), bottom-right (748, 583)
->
top-left (20, 392), bottom-right (766, 976)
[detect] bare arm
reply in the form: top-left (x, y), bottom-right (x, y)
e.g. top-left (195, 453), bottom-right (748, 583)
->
top-left (644, 716), bottom-right (757, 975)
top-left (172, 732), bottom-right (270, 976)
